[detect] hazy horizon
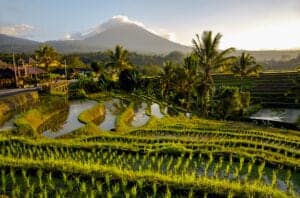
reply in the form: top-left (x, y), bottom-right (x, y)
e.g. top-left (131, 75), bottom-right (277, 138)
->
top-left (1, 0), bottom-right (300, 50)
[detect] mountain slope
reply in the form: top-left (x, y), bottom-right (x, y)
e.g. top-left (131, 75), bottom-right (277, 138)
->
top-left (0, 34), bottom-right (40, 53)
top-left (82, 23), bottom-right (191, 54)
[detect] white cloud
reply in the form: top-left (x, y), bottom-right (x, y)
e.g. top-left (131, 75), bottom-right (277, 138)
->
top-left (0, 24), bottom-right (34, 37)
top-left (63, 15), bottom-right (177, 42)
top-left (63, 32), bottom-right (83, 40)
top-left (222, 19), bottom-right (300, 50)
top-left (155, 29), bottom-right (177, 42)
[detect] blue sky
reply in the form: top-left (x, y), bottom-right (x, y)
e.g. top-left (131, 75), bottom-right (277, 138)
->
top-left (1, 0), bottom-right (300, 49)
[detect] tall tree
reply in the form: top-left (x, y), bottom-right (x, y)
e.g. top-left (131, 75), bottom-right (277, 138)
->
top-left (105, 45), bottom-right (132, 76)
top-left (231, 52), bottom-right (262, 90)
top-left (160, 61), bottom-right (176, 99)
top-left (231, 52), bottom-right (262, 77)
top-left (183, 54), bottom-right (200, 111)
top-left (192, 31), bottom-right (235, 115)
top-left (34, 44), bottom-right (60, 71)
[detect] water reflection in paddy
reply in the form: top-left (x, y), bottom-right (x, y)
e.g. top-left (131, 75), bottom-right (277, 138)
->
top-left (43, 100), bottom-right (98, 138)
top-left (99, 98), bottom-right (128, 131)
top-left (250, 108), bottom-right (300, 124)
top-left (150, 103), bottom-right (164, 118)
top-left (131, 102), bottom-right (150, 127)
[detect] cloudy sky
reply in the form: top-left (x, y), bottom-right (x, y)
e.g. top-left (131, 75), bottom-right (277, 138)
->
top-left (1, 0), bottom-right (300, 50)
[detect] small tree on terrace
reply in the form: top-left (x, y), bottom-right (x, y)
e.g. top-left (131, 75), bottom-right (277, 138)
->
top-left (105, 45), bottom-right (132, 76)
top-left (231, 52), bottom-right (262, 90)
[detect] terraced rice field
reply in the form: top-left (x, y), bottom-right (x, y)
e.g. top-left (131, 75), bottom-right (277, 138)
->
top-left (0, 115), bottom-right (299, 197)
top-left (213, 72), bottom-right (300, 108)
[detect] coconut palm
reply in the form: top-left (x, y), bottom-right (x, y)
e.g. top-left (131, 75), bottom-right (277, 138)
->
top-left (183, 54), bottom-right (200, 111)
top-left (106, 45), bottom-right (132, 76)
top-left (231, 52), bottom-right (262, 77)
top-left (192, 31), bottom-right (235, 115)
top-left (231, 52), bottom-right (262, 90)
top-left (34, 44), bottom-right (60, 71)
top-left (160, 61), bottom-right (176, 99)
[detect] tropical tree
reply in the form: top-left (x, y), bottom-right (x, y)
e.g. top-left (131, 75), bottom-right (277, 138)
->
top-left (34, 44), bottom-right (60, 71)
top-left (64, 55), bottom-right (85, 68)
top-left (192, 31), bottom-right (235, 115)
top-left (119, 68), bottom-right (139, 92)
top-left (160, 61), bottom-right (176, 99)
top-left (183, 54), bottom-right (200, 111)
top-left (105, 45), bottom-right (132, 77)
top-left (90, 61), bottom-right (104, 76)
top-left (231, 52), bottom-right (262, 90)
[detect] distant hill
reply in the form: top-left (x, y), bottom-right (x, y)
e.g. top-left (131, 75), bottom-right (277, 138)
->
top-left (232, 50), bottom-right (300, 62)
top-left (0, 21), bottom-right (191, 54)
top-left (81, 23), bottom-right (191, 54)
top-left (0, 34), bottom-right (40, 53)
top-left (1, 17), bottom-right (300, 65)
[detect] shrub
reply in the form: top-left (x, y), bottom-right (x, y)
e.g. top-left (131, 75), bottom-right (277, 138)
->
top-left (118, 69), bottom-right (139, 92)
top-left (212, 86), bottom-right (250, 120)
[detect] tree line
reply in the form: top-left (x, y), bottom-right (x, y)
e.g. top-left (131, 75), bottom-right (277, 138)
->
top-left (71, 31), bottom-right (262, 120)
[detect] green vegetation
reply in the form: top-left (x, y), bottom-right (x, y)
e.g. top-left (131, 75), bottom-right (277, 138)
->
top-left (34, 44), bottom-right (61, 71)
top-left (231, 52), bottom-right (262, 90)
top-left (1, 30), bottom-right (300, 197)
top-left (115, 103), bottom-right (135, 131)
top-left (13, 97), bottom-right (68, 137)
top-left (0, 115), bottom-right (300, 197)
top-left (214, 72), bottom-right (300, 108)
top-left (0, 91), bottom-right (39, 125)
top-left (78, 103), bottom-right (105, 125)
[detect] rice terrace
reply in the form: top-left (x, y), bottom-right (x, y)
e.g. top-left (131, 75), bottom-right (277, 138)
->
top-left (0, 0), bottom-right (300, 197)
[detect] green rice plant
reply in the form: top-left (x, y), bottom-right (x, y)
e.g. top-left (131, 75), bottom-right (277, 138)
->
top-left (188, 189), bottom-right (194, 198)
top-left (10, 168), bottom-right (16, 186)
top-left (246, 161), bottom-right (253, 180)
top-left (42, 187), bottom-right (48, 198)
top-left (137, 179), bottom-right (144, 190)
top-left (89, 190), bottom-right (96, 198)
top-left (55, 191), bottom-right (61, 198)
top-left (11, 184), bottom-right (21, 198)
top-left (225, 163), bottom-right (230, 176)
top-left (152, 182), bottom-right (157, 197)
top-left (257, 161), bottom-right (265, 182)
top-left (112, 183), bottom-right (120, 196)
top-left (125, 192), bottom-right (130, 198)
top-left (37, 168), bottom-right (43, 190)
top-left (234, 166), bottom-right (240, 180)
top-left (165, 185), bottom-right (172, 198)
top-left (227, 191), bottom-right (234, 198)
top-left (91, 176), bottom-right (96, 186)
top-left (285, 169), bottom-right (292, 188)
top-left (271, 170), bottom-right (278, 188)
top-left (1, 169), bottom-right (6, 193)
top-left (239, 157), bottom-right (245, 171)
top-left (130, 185), bottom-right (137, 198)
top-left (105, 174), bottom-right (111, 187)
top-left (96, 181), bottom-right (103, 195)
top-left (22, 169), bottom-right (30, 189)
top-left (107, 191), bottom-right (113, 198)
top-left (46, 172), bottom-right (55, 191)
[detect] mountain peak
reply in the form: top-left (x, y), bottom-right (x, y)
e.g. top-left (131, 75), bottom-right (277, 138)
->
top-left (64, 15), bottom-right (177, 43)
top-left (0, 16), bottom-right (191, 54)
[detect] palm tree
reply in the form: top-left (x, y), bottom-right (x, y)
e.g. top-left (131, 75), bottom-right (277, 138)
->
top-left (106, 45), bottom-right (132, 77)
top-left (160, 61), bottom-right (176, 99)
top-left (34, 44), bottom-right (60, 71)
top-left (192, 31), bottom-right (235, 115)
top-left (231, 52), bottom-right (262, 90)
top-left (183, 54), bottom-right (200, 111)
